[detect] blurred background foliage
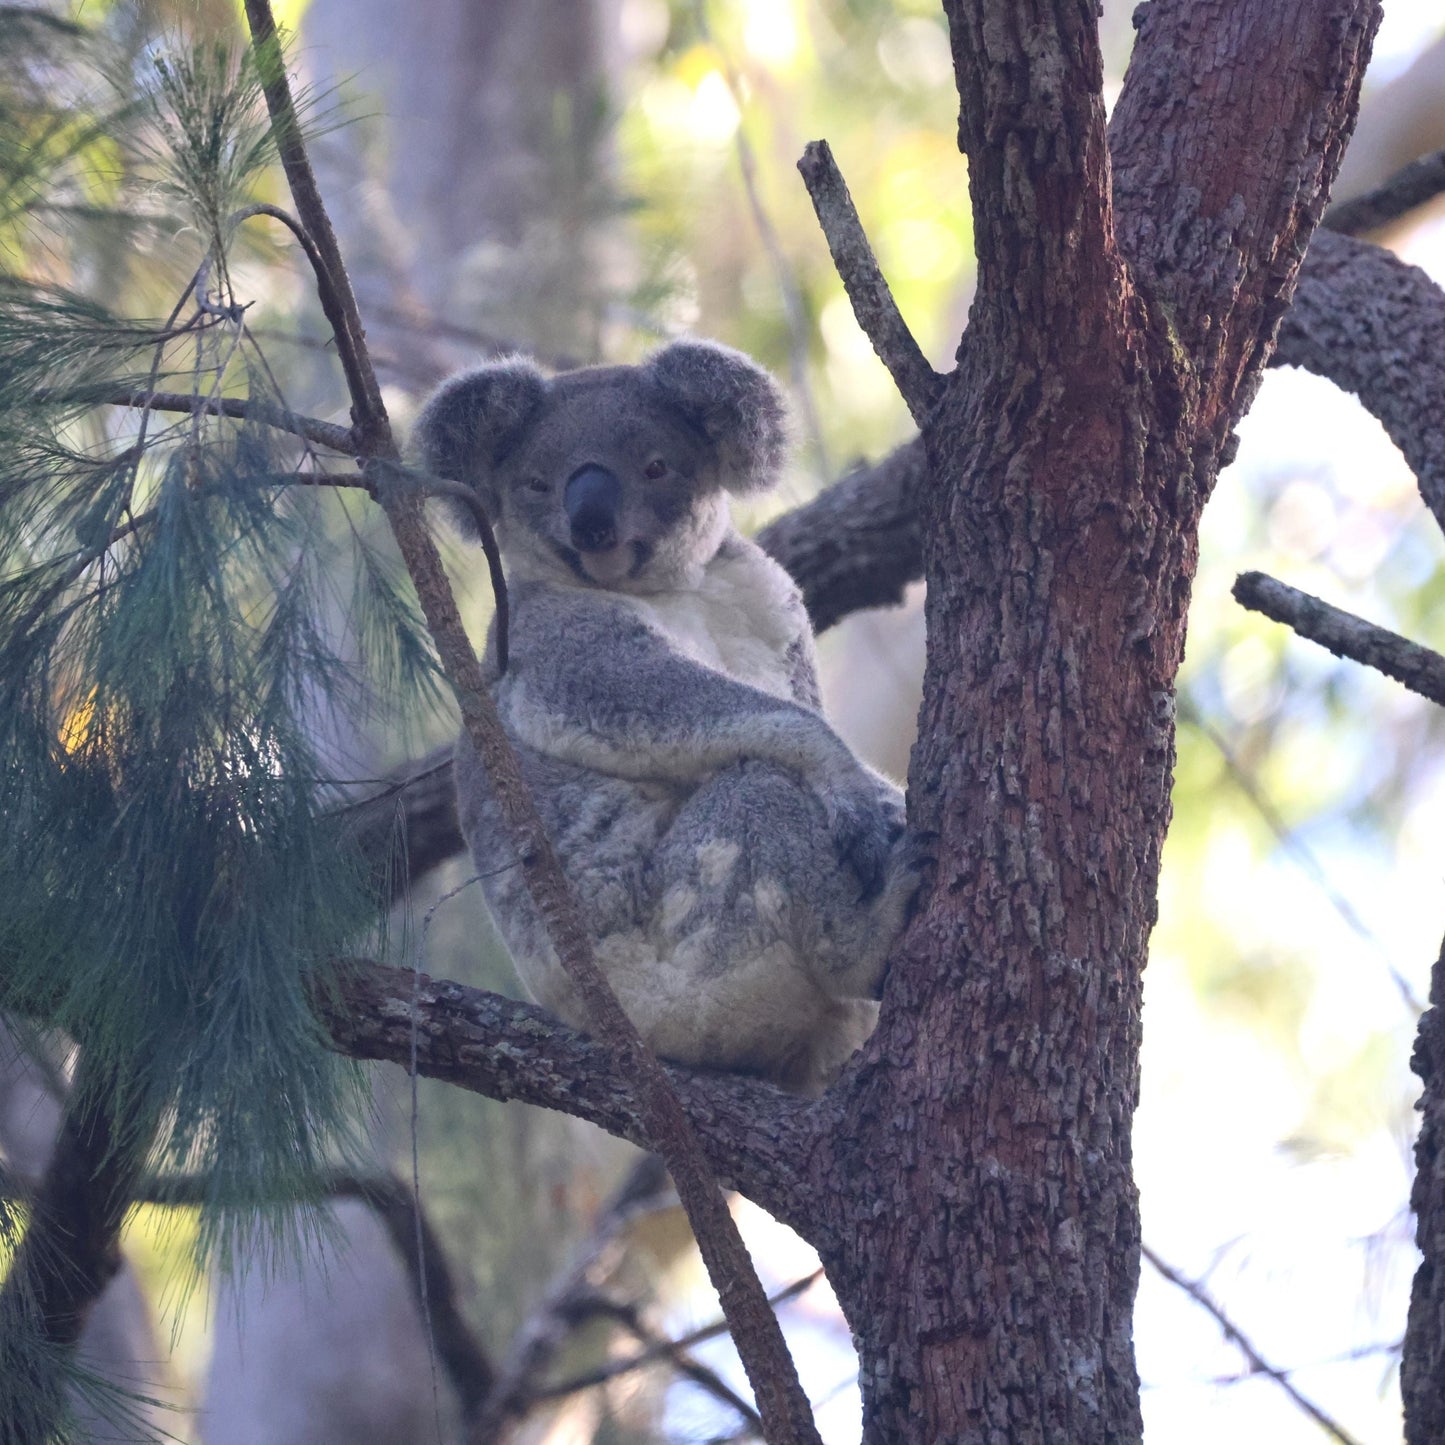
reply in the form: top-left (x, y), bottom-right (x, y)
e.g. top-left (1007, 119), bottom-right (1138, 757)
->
top-left (2, 0), bottom-right (1444, 1440)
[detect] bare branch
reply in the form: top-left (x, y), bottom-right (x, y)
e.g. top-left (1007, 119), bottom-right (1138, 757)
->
top-left (757, 439), bottom-right (925, 633)
top-left (1324, 146), bottom-right (1445, 236)
top-left (99, 389), bottom-right (356, 453)
top-left (1232, 571), bottom-right (1445, 709)
top-left (796, 141), bottom-right (941, 428)
top-left (474, 1155), bottom-right (672, 1440)
top-left (313, 962), bottom-right (818, 1237)
top-left (1273, 228), bottom-right (1445, 538)
top-left (1143, 1245), bottom-right (1364, 1445)
top-left (536, 1272), bottom-right (822, 1403)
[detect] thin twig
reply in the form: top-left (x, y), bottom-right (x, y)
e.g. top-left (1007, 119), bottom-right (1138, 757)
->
top-left (536, 1271), bottom-right (822, 1403)
top-left (1233, 572), bottom-right (1445, 709)
top-left (603, 1294), bottom-right (763, 1434)
top-left (796, 140), bottom-right (942, 428)
top-left (364, 459), bottom-right (510, 675)
top-left (1324, 146), bottom-right (1445, 236)
top-left (1180, 704), bottom-right (1425, 1014)
top-left (694, 2), bottom-right (827, 474)
top-left (1143, 1244), bottom-right (1365, 1445)
top-left (240, 8), bottom-right (821, 1441)
top-left (100, 389), bottom-right (356, 453)
top-left (473, 1154), bottom-right (674, 1441)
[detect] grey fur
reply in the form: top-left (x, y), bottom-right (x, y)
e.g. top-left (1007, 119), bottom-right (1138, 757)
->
top-left (419, 341), bottom-right (919, 1093)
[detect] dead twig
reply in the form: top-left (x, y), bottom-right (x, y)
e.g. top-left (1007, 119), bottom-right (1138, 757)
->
top-left (1324, 146), bottom-right (1445, 236)
top-left (1143, 1244), bottom-right (1364, 1445)
top-left (1233, 572), bottom-right (1445, 709)
top-left (796, 140), bottom-right (942, 428)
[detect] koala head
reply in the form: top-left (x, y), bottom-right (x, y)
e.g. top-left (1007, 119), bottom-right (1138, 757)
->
top-left (412, 340), bottom-right (789, 592)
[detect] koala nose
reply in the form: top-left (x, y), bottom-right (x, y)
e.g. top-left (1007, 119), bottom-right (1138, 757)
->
top-left (564, 464), bottom-right (622, 552)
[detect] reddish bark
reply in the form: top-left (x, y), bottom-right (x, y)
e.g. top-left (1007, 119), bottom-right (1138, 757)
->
top-left (800, 3), bottom-right (1380, 1441)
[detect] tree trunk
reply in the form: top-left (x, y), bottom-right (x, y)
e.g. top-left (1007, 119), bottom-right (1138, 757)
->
top-left (799, 2), bottom-right (1379, 1439)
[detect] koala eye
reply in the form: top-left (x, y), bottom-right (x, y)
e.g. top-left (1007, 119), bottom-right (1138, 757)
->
top-left (524, 476), bottom-right (550, 495)
top-left (643, 458), bottom-right (668, 480)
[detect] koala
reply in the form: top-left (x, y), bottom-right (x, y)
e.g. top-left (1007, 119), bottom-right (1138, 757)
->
top-left (413, 340), bottom-right (919, 1093)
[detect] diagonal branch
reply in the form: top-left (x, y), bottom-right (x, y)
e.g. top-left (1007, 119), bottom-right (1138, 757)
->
top-left (1143, 1245), bottom-right (1363, 1445)
top-left (240, 9), bottom-right (829, 1437)
top-left (1324, 145), bottom-right (1445, 237)
top-left (796, 143), bottom-right (941, 427)
top-left (1272, 228), bottom-right (1445, 538)
top-left (1233, 571), bottom-right (1445, 707)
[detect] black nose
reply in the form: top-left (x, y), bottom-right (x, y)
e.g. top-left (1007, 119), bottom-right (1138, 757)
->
top-left (564, 465), bottom-right (621, 552)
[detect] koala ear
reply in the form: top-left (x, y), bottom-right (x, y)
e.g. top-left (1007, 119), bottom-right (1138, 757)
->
top-left (644, 340), bottom-right (789, 495)
top-left (411, 359), bottom-right (547, 527)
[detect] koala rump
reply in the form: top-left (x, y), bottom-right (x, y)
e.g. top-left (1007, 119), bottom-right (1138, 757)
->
top-left (416, 340), bottom-right (920, 1094)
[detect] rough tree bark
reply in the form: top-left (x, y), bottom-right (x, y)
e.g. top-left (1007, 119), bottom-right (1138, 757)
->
top-left (1406, 936), bottom-right (1445, 1443)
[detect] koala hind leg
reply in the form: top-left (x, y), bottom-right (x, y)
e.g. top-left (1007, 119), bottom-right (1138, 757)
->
top-left (626, 760), bottom-right (914, 1089)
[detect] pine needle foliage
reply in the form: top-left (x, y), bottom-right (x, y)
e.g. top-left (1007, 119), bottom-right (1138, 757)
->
top-left (0, 24), bottom-right (443, 1435)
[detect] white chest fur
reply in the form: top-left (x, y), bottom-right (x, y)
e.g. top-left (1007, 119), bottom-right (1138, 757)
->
top-left (620, 543), bottom-right (801, 702)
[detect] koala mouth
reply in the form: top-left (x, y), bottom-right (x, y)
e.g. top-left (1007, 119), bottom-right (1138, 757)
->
top-left (557, 540), bottom-right (654, 586)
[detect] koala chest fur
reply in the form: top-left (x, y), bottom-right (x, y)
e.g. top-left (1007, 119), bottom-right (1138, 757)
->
top-left (418, 338), bottom-right (920, 1093)
top-left (615, 544), bottom-right (799, 702)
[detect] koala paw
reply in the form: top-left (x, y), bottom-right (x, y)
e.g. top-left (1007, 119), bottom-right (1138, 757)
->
top-left (828, 794), bottom-right (896, 901)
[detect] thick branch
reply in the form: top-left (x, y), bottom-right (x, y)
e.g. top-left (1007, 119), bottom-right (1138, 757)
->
top-left (1324, 146), bottom-right (1445, 236)
top-left (756, 438), bottom-right (925, 633)
top-left (0, 1051), bottom-right (156, 1435)
top-left (1273, 228), bottom-right (1445, 537)
top-left (1233, 572), bottom-right (1445, 708)
top-left (314, 963), bottom-right (818, 1236)
top-left (943, 0), bottom-right (1115, 333)
top-left (796, 143), bottom-right (941, 427)
top-left (1110, 0), bottom-right (1379, 430)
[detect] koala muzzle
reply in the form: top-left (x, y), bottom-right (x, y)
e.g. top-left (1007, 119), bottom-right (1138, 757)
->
top-left (564, 465), bottom-right (622, 552)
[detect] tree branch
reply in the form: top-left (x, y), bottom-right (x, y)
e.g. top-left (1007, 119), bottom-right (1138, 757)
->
top-left (796, 142), bottom-right (941, 427)
top-left (756, 438), bottom-right (925, 634)
top-left (1232, 571), bottom-right (1445, 708)
top-left (313, 962), bottom-right (818, 1237)
top-left (1142, 1245), bottom-right (1364, 1445)
top-left (1110, 0), bottom-right (1379, 434)
top-left (1324, 145), bottom-right (1445, 236)
top-left (473, 1154), bottom-right (671, 1441)
top-left (1272, 228), bottom-right (1445, 538)
top-left (0, 1050), bottom-right (157, 1435)
top-left (100, 389), bottom-right (356, 453)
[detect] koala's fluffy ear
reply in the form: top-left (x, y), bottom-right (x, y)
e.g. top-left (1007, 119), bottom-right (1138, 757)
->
top-left (644, 340), bottom-right (789, 495)
top-left (411, 359), bottom-right (547, 527)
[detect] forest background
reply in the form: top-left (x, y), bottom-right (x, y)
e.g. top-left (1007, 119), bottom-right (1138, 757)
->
top-left (3, 0), bottom-right (1445, 1441)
